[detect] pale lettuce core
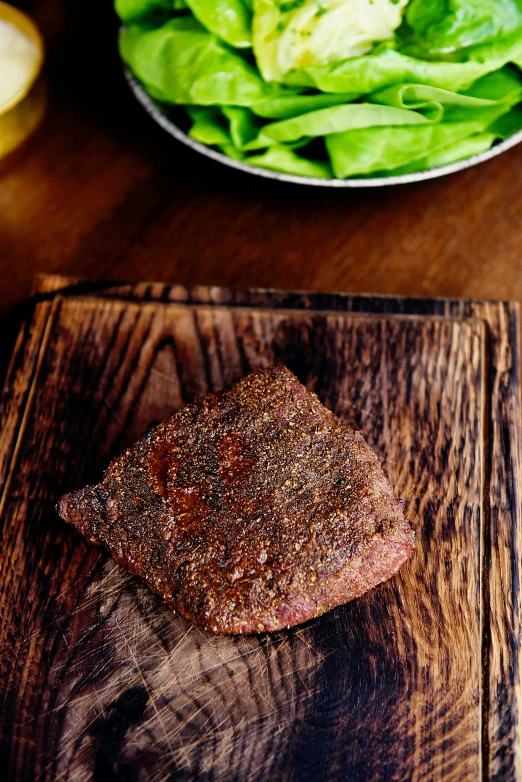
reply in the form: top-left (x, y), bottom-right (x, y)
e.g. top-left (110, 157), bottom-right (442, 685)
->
top-left (252, 0), bottom-right (409, 83)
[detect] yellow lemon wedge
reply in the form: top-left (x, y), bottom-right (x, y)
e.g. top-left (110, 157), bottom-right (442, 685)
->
top-left (0, 1), bottom-right (43, 115)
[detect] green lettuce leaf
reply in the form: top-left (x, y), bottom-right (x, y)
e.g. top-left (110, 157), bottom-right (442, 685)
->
top-left (252, 0), bottom-right (408, 83)
top-left (220, 106), bottom-right (313, 149)
top-left (464, 66), bottom-right (522, 100)
top-left (489, 105), bottom-right (522, 136)
top-left (245, 143), bottom-right (332, 177)
top-left (221, 106), bottom-right (263, 147)
top-left (249, 102), bottom-right (438, 148)
top-left (370, 68), bottom-right (522, 124)
top-left (406, 0), bottom-right (522, 54)
top-left (385, 105), bottom-right (522, 175)
top-left (326, 100), bottom-right (512, 178)
top-left (285, 34), bottom-right (522, 94)
top-left (248, 69), bottom-right (522, 153)
top-left (217, 138), bottom-right (332, 178)
top-left (187, 106), bottom-right (232, 144)
top-left (415, 133), bottom-right (500, 170)
top-left (219, 143), bottom-right (246, 160)
top-left (115, 0), bottom-right (175, 25)
top-left (184, 0), bottom-right (252, 47)
top-left (208, 102), bottom-right (440, 154)
top-left (251, 91), bottom-right (358, 119)
top-left (120, 18), bottom-right (270, 105)
top-left (387, 133), bottom-right (498, 175)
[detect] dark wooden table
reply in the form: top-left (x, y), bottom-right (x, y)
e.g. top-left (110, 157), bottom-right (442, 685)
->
top-left (2, 0), bottom-right (522, 369)
top-left (2, 5), bottom-right (522, 779)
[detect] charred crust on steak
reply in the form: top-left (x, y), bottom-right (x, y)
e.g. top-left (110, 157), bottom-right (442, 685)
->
top-left (58, 366), bottom-right (414, 634)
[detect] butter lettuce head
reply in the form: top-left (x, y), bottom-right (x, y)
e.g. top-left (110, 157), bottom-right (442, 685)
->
top-left (252, 0), bottom-right (409, 83)
top-left (117, 0), bottom-right (522, 180)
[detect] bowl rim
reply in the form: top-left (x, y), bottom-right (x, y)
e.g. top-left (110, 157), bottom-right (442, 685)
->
top-left (125, 68), bottom-right (522, 188)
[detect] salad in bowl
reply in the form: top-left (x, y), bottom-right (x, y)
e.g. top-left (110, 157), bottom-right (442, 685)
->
top-left (118, 0), bottom-right (522, 181)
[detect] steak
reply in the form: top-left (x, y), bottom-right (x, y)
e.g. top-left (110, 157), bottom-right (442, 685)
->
top-left (58, 366), bottom-right (414, 634)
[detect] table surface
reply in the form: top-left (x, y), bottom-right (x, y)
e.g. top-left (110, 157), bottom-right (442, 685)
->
top-left (2, 0), bottom-right (522, 372)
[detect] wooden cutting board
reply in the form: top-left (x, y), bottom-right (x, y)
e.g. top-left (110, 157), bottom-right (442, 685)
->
top-left (1, 275), bottom-right (521, 782)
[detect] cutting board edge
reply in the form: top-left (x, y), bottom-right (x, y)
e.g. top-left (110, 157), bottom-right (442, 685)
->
top-left (32, 272), bottom-right (521, 314)
top-left (0, 275), bottom-right (520, 781)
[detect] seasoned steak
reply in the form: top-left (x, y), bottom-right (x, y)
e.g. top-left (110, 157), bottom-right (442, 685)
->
top-left (58, 366), bottom-right (414, 634)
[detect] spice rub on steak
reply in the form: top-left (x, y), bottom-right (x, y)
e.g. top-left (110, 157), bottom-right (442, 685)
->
top-left (58, 366), bottom-right (414, 634)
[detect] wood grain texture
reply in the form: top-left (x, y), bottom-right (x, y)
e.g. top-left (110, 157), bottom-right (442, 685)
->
top-left (0, 280), bottom-right (505, 782)
top-left (447, 300), bottom-right (522, 782)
